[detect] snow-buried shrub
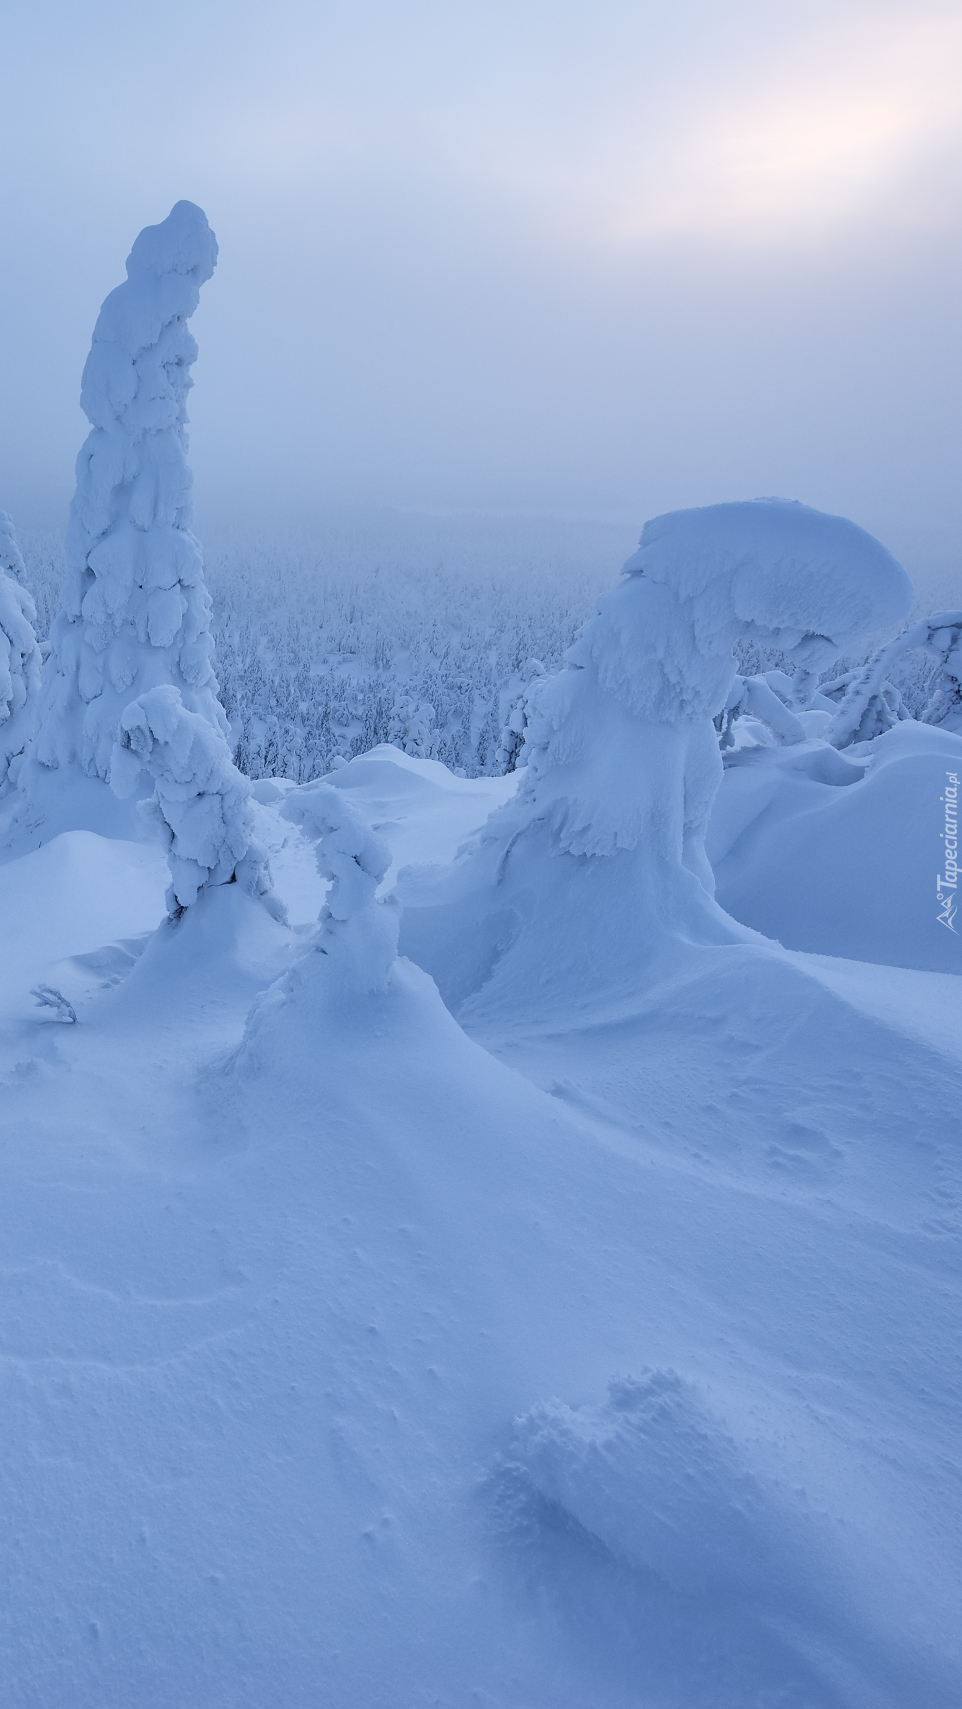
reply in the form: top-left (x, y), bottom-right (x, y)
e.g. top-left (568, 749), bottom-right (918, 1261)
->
top-left (281, 781), bottom-right (398, 994)
top-left (0, 512), bottom-right (42, 788)
top-left (113, 684), bottom-right (278, 918)
top-left (32, 201), bottom-right (225, 786)
top-left (229, 782), bottom-right (399, 1080)
top-left (398, 500), bottom-right (913, 1017)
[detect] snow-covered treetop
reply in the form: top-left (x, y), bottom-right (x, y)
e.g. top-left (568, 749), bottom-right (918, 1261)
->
top-left (570, 499), bottom-right (914, 726)
top-left (626, 500), bottom-right (910, 633)
top-left (32, 202), bottom-right (226, 785)
top-left (0, 511), bottom-right (42, 787)
top-left (79, 200), bottom-right (218, 438)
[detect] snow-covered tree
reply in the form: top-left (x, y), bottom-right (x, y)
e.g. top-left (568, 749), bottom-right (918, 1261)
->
top-left (0, 512), bottom-right (42, 788)
top-left (389, 694), bottom-right (437, 760)
top-left (282, 781), bottom-right (398, 992)
top-left (496, 657), bottom-right (545, 772)
top-left (32, 201), bottom-right (224, 788)
top-left (398, 500), bottom-right (914, 1015)
top-left (113, 684), bottom-right (280, 920)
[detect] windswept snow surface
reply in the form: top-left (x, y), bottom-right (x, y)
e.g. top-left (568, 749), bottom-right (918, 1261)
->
top-left (0, 743), bottom-right (960, 1707)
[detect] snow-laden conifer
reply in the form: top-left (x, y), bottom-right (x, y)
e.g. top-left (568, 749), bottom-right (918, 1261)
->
top-left (496, 657), bottom-right (545, 772)
top-left (398, 500), bottom-right (915, 1015)
top-left (0, 512), bottom-right (42, 788)
top-left (33, 202), bottom-right (225, 786)
top-left (114, 684), bottom-right (280, 919)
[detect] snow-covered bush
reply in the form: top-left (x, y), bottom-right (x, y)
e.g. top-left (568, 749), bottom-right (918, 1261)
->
top-left (113, 684), bottom-right (279, 918)
top-left (32, 201), bottom-right (225, 787)
top-left (0, 512), bottom-right (42, 788)
top-left (281, 781), bottom-right (398, 992)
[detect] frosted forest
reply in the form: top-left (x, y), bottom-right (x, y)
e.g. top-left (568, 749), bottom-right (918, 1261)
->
top-left (1, 201), bottom-right (961, 1709)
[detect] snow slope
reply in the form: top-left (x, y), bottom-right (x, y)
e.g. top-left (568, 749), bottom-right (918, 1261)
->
top-left (0, 746), bottom-right (960, 1707)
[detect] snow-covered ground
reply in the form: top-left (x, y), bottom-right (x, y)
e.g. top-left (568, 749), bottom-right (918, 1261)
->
top-left (1, 739), bottom-right (960, 1708)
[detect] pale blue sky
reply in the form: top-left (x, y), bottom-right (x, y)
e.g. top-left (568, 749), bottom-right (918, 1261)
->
top-left (1, 0), bottom-right (959, 560)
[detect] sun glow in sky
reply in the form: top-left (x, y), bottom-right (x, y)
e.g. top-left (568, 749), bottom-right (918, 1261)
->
top-left (1, 0), bottom-right (960, 557)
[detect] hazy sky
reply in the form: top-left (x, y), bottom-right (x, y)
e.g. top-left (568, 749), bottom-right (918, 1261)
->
top-left (2, 0), bottom-right (960, 555)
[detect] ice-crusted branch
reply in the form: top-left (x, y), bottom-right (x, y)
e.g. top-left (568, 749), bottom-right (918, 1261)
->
top-left (114, 685), bottom-right (282, 920)
top-left (0, 512), bottom-right (42, 788)
top-left (716, 673), bottom-right (808, 750)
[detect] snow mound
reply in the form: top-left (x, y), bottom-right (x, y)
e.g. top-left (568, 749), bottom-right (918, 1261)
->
top-left (709, 719), bottom-right (962, 972)
top-left (0, 512), bottom-right (42, 789)
top-left (504, 1371), bottom-right (814, 1604)
top-left (114, 684), bottom-right (278, 917)
top-left (29, 201), bottom-right (225, 793)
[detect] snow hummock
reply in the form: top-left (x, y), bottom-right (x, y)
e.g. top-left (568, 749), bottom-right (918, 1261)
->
top-left (27, 202), bottom-right (224, 798)
top-left (0, 511), bottom-right (42, 789)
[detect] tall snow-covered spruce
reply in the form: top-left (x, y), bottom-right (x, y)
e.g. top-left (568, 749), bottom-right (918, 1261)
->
top-left (32, 201), bottom-right (225, 788)
top-left (0, 512), bottom-right (42, 789)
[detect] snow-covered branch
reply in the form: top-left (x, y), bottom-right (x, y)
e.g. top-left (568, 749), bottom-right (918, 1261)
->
top-left (114, 684), bottom-right (281, 919)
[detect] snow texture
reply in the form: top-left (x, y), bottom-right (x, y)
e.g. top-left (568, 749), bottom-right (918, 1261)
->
top-left (113, 684), bottom-right (278, 917)
top-left (0, 512), bottom-right (42, 788)
top-left (505, 1370), bottom-right (822, 1605)
top-left (30, 202), bottom-right (225, 786)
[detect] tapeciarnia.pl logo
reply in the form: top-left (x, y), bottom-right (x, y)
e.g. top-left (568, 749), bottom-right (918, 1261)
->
top-left (937, 770), bottom-right (959, 932)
